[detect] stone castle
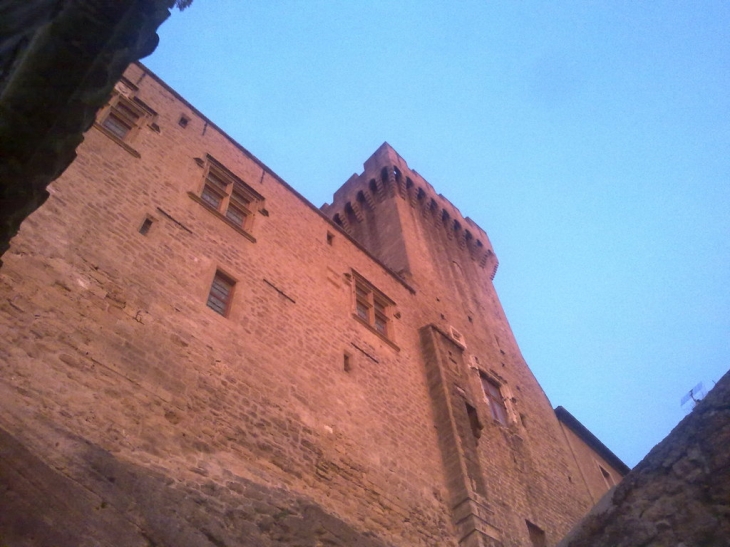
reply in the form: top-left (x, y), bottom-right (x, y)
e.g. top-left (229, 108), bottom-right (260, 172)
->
top-left (0, 62), bottom-right (629, 547)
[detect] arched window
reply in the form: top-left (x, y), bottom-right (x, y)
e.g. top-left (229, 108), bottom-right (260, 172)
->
top-left (369, 178), bottom-right (378, 195)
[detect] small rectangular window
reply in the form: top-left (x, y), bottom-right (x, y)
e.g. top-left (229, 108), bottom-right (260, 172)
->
top-left (352, 273), bottom-right (394, 340)
top-left (103, 112), bottom-right (136, 139)
top-left (138, 218), bottom-right (153, 235)
top-left (207, 271), bottom-right (235, 316)
top-left (481, 375), bottom-right (508, 426)
top-left (466, 402), bottom-right (482, 441)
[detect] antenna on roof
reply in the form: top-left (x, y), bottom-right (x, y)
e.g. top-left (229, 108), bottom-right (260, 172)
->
top-left (680, 382), bottom-right (706, 413)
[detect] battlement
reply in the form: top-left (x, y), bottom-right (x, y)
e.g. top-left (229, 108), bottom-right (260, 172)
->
top-left (322, 143), bottom-right (498, 279)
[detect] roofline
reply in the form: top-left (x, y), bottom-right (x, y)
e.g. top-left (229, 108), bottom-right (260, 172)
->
top-left (134, 62), bottom-right (415, 295)
top-left (554, 406), bottom-right (631, 475)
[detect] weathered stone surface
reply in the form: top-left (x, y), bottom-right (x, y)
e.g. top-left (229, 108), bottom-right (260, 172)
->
top-left (558, 370), bottom-right (730, 547)
top-left (0, 63), bottom-right (629, 547)
top-left (0, 422), bottom-right (393, 547)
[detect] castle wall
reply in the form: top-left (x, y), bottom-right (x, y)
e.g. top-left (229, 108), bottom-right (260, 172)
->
top-left (1, 63), bottom-right (625, 547)
top-left (0, 63), bottom-right (452, 547)
top-left (324, 144), bottom-right (600, 545)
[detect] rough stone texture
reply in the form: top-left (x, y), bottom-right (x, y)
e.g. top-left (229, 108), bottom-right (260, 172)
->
top-left (0, 0), bottom-right (174, 263)
top-left (555, 407), bottom-right (630, 506)
top-left (558, 370), bottom-right (730, 547)
top-left (0, 63), bottom-right (627, 547)
top-left (0, 422), bottom-right (392, 547)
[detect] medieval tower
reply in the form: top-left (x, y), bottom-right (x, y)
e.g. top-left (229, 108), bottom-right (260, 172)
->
top-left (0, 63), bottom-right (627, 547)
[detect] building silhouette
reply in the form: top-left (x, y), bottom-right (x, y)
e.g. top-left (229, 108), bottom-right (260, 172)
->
top-left (0, 62), bottom-right (628, 547)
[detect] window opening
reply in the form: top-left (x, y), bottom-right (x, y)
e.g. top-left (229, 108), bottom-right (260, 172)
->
top-left (99, 94), bottom-right (152, 143)
top-left (353, 273), bottom-right (394, 340)
top-left (327, 232), bottom-right (334, 245)
top-left (526, 521), bottom-right (546, 547)
top-left (481, 375), bottom-right (508, 426)
top-left (207, 271), bottom-right (235, 316)
top-left (343, 353), bottom-right (352, 372)
top-left (138, 217), bottom-right (153, 235)
top-left (102, 100), bottom-right (140, 139)
top-left (178, 115), bottom-right (190, 128)
top-left (198, 157), bottom-right (261, 233)
top-left (466, 402), bottom-right (482, 441)
top-left (599, 465), bottom-right (615, 487)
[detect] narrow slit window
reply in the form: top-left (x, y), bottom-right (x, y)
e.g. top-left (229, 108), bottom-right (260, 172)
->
top-left (138, 218), bottom-right (153, 235)
top-left (526, 521), bottom-right (546, 547)
top-left (599, 465), bottom-right (615, 487)
top-left (466, 402), bottom-right (482, 441)
top-left (207, 271), bottom-right (235, 316)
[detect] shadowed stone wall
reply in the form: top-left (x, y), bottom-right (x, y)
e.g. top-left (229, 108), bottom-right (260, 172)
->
top-left (0, 423), bottom-right (392, 547)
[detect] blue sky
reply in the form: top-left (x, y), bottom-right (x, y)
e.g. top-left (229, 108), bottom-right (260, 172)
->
top-left (145, 0), bottom-right (730, 468)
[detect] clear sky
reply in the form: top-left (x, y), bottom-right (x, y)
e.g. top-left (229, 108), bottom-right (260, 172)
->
top-left (144, 0), bottom-right (730, 468)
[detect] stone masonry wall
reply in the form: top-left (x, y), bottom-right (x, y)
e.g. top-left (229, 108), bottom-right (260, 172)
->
top-left (558, 419), bottom-right (627, 506)
top-left (1, 62), bottom-right (625, 547)
top-left (0, 62), bottom-right (455, 547)
top-left (324, 143), bottom-right (598, 545)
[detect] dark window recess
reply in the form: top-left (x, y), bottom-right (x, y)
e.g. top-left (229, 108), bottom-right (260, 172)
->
top-left (178, 115), bottom-right (189, 128)
top-left (139, 218), bottom-right (153, 235)
top-left (599, 465), bottom-right (615, 487)
top-left (207, 271), bottom-right (235, 316)
top-left (327, 232), bottom-right (334, 245)
top-left (343, 353), bottom-right (351, 372)
top-left (466, 402), bottom-right (482, 441)
top-left (526, 521), bottom-right (546, 547)
top-left (481, 375), bottom-right (508, 426)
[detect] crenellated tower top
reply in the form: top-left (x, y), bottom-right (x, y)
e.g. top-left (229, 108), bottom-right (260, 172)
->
top-left (322, 143), bottom-right (499, 281)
